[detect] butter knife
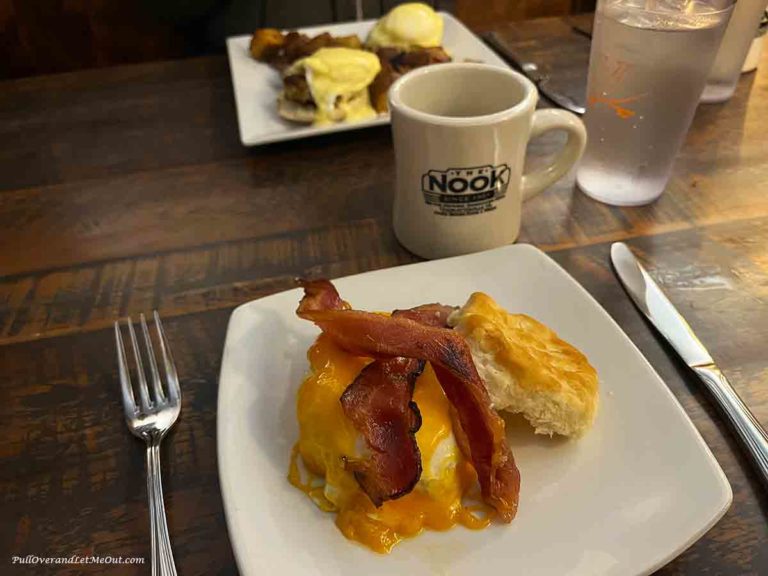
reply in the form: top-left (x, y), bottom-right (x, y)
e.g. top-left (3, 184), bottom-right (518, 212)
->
top-left (483, 33), bottom-right (586, 115)
top-left (611, 242), bottom-right (768, 487)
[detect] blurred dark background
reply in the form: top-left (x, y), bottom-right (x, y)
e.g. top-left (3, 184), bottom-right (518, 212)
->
top-left (0, 0), bottom-right (596, 79)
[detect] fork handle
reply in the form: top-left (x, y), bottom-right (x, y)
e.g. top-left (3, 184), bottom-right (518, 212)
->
top-left (146, 440), bottom-right (178, 576)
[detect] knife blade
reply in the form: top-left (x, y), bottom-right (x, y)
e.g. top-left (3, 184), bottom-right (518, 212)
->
top-left (611, 242), bottom-right (768, 488)
top-left (611, 242), bottom-right (713, 368)
top-left (482, 34), bottom-right (586, 115)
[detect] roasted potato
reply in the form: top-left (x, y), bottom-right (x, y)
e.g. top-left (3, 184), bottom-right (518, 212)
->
top-left (331, 35), bottom-right (363, 50)
top-left (398, 46), bottom-right (451, 69)
top-left (297, 32), bottom-right (335, 60)
top-left (249, 28), bottom-right (285, 62)
top-left (369, 56), bottom-right (400, 114)
top-left (250, 28), bottom-right (368, 70)
top-left (369, 46), bottom-right (452, 113)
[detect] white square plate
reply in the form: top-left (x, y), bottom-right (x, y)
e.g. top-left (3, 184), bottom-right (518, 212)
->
top-left (225, 13), bottom-right (510, 146)
top-left (217, 244), bottom-right (731, 576)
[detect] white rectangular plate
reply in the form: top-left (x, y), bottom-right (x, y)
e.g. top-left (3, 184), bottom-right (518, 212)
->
top-left (217, 244), bottom-right (731, 576)
top-left (225, 13), bottom-right (510, 146)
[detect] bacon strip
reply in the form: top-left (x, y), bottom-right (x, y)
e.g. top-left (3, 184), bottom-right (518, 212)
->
top-left (393, 303), bottom-right (457, 328)
top-left (302, 279), bottom-right (426, 505)
top-left (338, 305), bottom-right (455, 505)
top-left (297, 280), bottom-right (520, 521)
top-left (297, 278), bottom-right (350, 312)
top-left (340, 357), bottom-right (425, 506)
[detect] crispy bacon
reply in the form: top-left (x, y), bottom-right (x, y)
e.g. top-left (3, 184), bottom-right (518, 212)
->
top-left (302, 279), bottom-right (424, 505)
top-left (297, 278), bottom-right (350, 312)
top-left (393, 303), bottom-right (457, 327)
top-left (340, 357), bottom-right (425, 506)
top-left (338, 304), bottom-right (454, 505)
top-left (297, 279), bottom-right (520, 521)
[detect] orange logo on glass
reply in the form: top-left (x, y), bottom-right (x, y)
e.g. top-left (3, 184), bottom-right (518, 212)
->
top-left (588, 53), bottom-right (645, 119)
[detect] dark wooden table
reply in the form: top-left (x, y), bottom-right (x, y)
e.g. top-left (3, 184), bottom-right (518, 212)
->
top-left (1, 15), bottom-right (767, 576)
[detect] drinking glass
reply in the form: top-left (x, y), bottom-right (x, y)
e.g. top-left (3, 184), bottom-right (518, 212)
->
top-left (576, 0), bottom-right (733, 206)
top-left (701, 0), bottom-right (768, 103)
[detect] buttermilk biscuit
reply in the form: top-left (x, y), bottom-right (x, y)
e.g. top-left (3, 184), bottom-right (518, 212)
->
top-left (449, 292), bottom-right (598, 437)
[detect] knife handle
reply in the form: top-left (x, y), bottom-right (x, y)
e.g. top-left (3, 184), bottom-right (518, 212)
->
top-left (692, 364), bottom-right (768, 487)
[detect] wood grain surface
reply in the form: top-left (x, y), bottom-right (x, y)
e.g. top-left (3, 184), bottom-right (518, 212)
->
top-left (1, 15), bottom-right (767, 575)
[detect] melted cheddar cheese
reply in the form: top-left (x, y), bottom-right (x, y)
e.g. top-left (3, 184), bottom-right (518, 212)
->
top-left (289, 333), bottom-right (490, 553)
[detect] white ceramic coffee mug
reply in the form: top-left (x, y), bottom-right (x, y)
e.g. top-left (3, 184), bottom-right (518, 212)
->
top-left (389, 63), bottom-right (587, 259)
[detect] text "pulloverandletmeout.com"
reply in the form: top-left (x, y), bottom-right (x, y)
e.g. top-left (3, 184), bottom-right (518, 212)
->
top-left (11, 555), bottom-right (145, 565)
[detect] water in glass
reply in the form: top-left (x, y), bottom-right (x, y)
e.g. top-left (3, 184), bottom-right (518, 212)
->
top-left (576, 0), bottom-right (732, 206)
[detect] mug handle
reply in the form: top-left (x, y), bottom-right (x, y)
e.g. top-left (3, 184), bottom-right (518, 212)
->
top-left (521, 109), bottom-right (587, 201)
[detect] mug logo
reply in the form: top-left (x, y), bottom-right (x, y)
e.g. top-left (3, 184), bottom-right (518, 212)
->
top-left (421, 164), bottom-right (510, 216)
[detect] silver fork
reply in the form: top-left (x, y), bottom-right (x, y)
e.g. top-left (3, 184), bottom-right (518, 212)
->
top-left (115, 312), bottom-right (181, 576)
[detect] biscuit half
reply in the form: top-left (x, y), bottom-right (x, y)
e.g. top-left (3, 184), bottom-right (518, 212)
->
top-left (449, 292), bottom-right (598, 437)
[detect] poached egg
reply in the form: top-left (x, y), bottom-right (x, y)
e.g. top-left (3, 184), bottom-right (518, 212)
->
top-left (288, 47), bottom-right (381, 125)
top-left (366, 3), bottom-right (444, 51)
top-left (289, 334), bottom-right (490, 553)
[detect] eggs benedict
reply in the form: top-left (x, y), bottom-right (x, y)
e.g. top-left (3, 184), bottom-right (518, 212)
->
top-left (278, 47), bottom-right (381, 125)
top-left (367, 3), bottom-right (444, 51)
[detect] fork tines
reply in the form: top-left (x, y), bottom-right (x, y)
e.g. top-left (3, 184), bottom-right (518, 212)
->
top-left (114, 312), bottom-right (180, 417)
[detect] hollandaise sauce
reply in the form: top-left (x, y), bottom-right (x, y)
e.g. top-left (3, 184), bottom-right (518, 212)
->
top-left (289, 334), bottom-right (491, 553)
top-left (367, 3), bottom-right (444, 50)
top-left (299, 47), bottom-right (380, 125)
